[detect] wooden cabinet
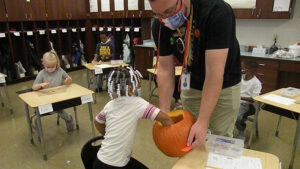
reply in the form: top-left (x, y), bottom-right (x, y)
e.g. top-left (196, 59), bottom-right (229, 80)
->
top-left (68, 0), bottom-right (87, 20)
top-left (134, 46), bottom-right (154, 78)
top-left (126, 0), bottom-right (141, 18)
top-left (46, 0), bottom-right (87, 20)
top-left (5, 0), bottom-right (46, 21)
top-left (0, 0), bottom-right (6, 21)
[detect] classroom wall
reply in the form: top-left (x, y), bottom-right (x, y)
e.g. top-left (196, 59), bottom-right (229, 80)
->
top-left (236, 0), bottom-right (300, 48)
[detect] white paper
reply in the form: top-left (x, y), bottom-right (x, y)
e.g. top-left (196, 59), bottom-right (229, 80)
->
top-left (134, 27), bottom-right (140, 32)
top-left (261, 94), bottom-right (295, 106)
top-left (206, 153), bottom-right (262, 169)
top-left (107, 27), bottom-right (112, 32)
top-left (128, 0), bottom-right (139, 10)
top-left (26, 0), bottom-right (30, 2)
top-left (125, 27), bottom-right (130, 32)
top-left (99, 27), bottom-right (104, 31)
top-left (273, 0), bottom-right (290, 12)
top-left (81, 28), bottom-right (86, 32)
top-left (81, 94), bottom-right (93, 104)
top-left (114, 0), bottom-right (124, 11)
top-left (0, 33), bottom-right (5, 38)
top-left (39, 30), bottom-right (45, 35)
top-left (101, 0), bottom-right (110, 12)
top-left (96, 64), bottom-right (113, 69)
top-left (92, 27), bottom-right (97, 31)
top-left (116, 27), bottom-right (121, 31)
top-left (90, 0), bottom-right (99, 13)
top-left (224, 0), bottom-right (256, 9)
top-left (38, 104), bottom-right (53, 115)
top-left (72, 28), bottom-right (77, 32)
top-left (14, 32), bottom-right (20, 36)
top-left (51, 29), bottom-right (57, 34)
top-left (0, 77), bottom-right (5, 83)
top-left (144, 0), bottom-right (152, 10)
top-left (95, 68), bottom-right (103, 75)
top-left (26, 31), bottom-right (33, 36)
top-left (62, 28), bottom-right (67, 33)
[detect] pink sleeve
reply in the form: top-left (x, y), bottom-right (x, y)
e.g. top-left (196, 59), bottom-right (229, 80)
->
top-left (141, 104), bottom-right (160, 120)
top-left (95, 109), bottom-right (106, 124)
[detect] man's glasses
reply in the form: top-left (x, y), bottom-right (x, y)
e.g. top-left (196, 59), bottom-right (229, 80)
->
top-left (153, 0), bottom-right (180, 19)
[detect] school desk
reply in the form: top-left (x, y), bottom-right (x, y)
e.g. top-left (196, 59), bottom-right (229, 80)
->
top-left (172, 144), bottom-right (280, 169)
top-left (18, 83), bottom-right (95, 160)
top-left (83, 61), bottom-right (128, 103)
top-left (0, 73), bottom-right (13, 113)
top-left (254, 89), bottom-right (300, 169)
top-left (146, 66), bottom-right (182, 101)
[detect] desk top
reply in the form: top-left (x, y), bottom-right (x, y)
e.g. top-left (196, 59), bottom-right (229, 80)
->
top-left (0, 73), bottom-right (7, 78)
top-left (18, 83), bottom-right (94, 107)
top-left (172, 145), bottom-right (279, 169)
top-left (83, 62), bottom-right (129, 70)
top-left (254, 89), bottom-right (300, 114)
top-left (147, 66), bottom-right (182, 76)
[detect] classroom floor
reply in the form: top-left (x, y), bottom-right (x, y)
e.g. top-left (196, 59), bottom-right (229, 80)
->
top-left (0, 69), bottom-right (299, 169)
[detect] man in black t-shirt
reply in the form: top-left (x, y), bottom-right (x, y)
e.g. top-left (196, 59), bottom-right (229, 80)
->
top-left (150, 0), bottom-right (241, 150)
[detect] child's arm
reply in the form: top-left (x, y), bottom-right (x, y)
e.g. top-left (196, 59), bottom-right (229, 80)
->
top-left (64, 77), bottom-right (72, 84)
top-left (61, 69), bottom-right (72, 84)
top-left (241, 97), bottom-right (253, 102)
top-left (94, 120), bottom-right (106, 136)
top-left (155, 111), bottom-right (174, 126)
top-left (33, 81), bottom-right (50, 91)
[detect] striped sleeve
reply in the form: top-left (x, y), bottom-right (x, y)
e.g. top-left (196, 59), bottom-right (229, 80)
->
top-left (95, 109), bottom-right (106, 124)
top-left (141, 104), bottom-right (160, 120)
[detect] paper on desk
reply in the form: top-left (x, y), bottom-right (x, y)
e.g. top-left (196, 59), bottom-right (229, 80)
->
top-left (96, 64), bottom-right (112, 69)
top-left (206, 153), bottom-right (262, 169)
top-left (261, 94), bottom-right (295, 106)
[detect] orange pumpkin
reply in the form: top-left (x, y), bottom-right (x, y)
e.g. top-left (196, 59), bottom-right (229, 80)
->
top-left (152, 109), bottom-right (196, 157)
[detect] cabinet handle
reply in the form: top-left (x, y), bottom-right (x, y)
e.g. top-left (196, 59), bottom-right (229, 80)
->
top-left (252, 9), bottom-right (255, 16)
top-left (139, 11), bottom-right (142, 18)
top-left (258, 63), bottom-right (265, 66)
top-left (257, 8), bottom-right (262, 18)
top-left (257, 73), bottom-right (264, 76)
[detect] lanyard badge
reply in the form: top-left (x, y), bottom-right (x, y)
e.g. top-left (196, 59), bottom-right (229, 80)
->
top-left (181, 68), bottom-right (191, 90)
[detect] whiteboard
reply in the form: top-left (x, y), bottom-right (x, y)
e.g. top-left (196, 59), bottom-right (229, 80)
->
top-left (224, 0), bottom-right (256, 9)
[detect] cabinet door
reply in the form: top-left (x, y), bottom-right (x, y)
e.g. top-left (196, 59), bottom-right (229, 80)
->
top-left (0, 0), bottom-right (6, 21)
top-left (99, 0), bottom-right (113, 18)
top-left (134, 47), bottom-right (154, 78)
top-left (258, 0), bottom-right (293, 19)
top-left (112, 0), bottom-right (124, 18)
top-left (69, 0), bottom-right (87, 20)
top-left (126, 0), bottom-right (141, 18)
top-left (141, 0), bottom-right (153, 18)
top-left (5, 0), bottom-right (27, 21)
top-left (46, 0), bottom-right (68, 20)
top-left (88, 0), bottom-right (101, 19)
top-left (26, 0), bottom-right (47, 21)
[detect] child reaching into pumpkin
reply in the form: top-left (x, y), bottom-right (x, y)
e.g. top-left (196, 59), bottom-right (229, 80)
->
top-left (32, 50), bottom-right (74, 132)
top-left (93, 66), bottom-right (174, 169)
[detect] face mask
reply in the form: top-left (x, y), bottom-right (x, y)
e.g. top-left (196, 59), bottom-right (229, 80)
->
top-left (159, 1), bottom-right (186, 30)
top-left (137, 88), bottom-right (142, 97)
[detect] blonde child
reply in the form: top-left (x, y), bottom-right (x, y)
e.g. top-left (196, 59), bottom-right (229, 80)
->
top-left (33, 50), bottom-right (74, 132)
top-left (93, 67), bottom-right (173, 169)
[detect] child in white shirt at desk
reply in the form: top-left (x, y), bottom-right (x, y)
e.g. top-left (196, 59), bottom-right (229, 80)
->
top-left (236, 60), bottom-right (262, 139)
top-left (32, 50), bottom-right (75, 132)
top-left (94, 67), bottom-right (174, 169)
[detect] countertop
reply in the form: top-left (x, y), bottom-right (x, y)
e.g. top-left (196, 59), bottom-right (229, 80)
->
top-left (241, 51), bottom-right (300, 62)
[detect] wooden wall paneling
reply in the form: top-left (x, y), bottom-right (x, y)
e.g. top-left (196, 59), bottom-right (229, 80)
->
top-left (0, 0), bottom-right (6, 21)
top-left (100, 0), bottom-right (113, 18)
top-left (113, 19), bottom-right (123, 59)
top-left (20, 22), bottom-right (32, 76)
top-left (134, 47), bottom-right (153, 78)
top-left (48, 21), bottom-right (61, 55)
top-left (69, 0), bottom-right (88, 20)
top-left (141, 18), bottom-right (151, 40)
top-left (233, 9), bottom-right (257, 19)
top-left (88, 0), bottom-right (100, 19)
top-left (45, 0), bottom-right (68, 20)
top-left (85, 19), bottom-right (95, 62)
top-left (140, 0), bottom-right (153, 18)
top-left (126, 0), bottom-right (140, 18)
top-left (112, 0), bottom-right (124, 18)
top-left (5, 0), bottom-right (27, 21)
top-left (26, 0), bottom-right (47, 21)
top-left (258, 0), bottom-right (293, 19)
top-left (278, 72), bottom-right (300, 89)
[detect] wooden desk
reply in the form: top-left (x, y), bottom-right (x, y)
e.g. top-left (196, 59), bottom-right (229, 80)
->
top-left (83, 62), bottom-right (128, 103)
top-left (254, 89), bottom-right (300, 169)
top-left (172, 144), bottom-right (280, 169)
top-left (146, 66), bottom-right (182, 101)
top-left (18, 83), bottom-right (95, 160)
top-left (0, 73), bottom-right (13, 113)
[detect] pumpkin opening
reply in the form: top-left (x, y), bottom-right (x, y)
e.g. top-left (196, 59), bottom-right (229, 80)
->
top-left (158, 111), bottom-right (184, 126)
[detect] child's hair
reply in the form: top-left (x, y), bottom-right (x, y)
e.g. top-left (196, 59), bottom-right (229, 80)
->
top-left (244, 60), bottom-right (258, 71)
top-left (42, 50), bottom-right (61, 67)
top-left (107, 66), bottom-right (143, 99)
top-left (100, 31), bottom-right (109, 37)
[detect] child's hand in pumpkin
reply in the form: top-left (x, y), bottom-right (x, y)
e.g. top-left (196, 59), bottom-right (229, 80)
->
top-left (64, 77), bottom-right (72, 84)
top-left (155, 111), bottom-right (174, 126)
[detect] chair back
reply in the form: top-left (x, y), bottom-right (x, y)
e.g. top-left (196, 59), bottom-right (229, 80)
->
top-left (81, 136), bottom-right (104, 169)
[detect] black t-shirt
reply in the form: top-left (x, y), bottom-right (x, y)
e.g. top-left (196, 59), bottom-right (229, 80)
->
top-left (152, 0), bottom-right (241, 90)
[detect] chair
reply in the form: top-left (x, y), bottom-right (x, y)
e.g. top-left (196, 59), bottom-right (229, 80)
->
top-left (247, 101), bottom-right (260, 148)
top-left (81, 136), bottom-right (104, 169)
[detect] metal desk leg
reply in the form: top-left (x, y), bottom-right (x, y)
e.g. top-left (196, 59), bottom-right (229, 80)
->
top-left (247, 102), bottom-right (260, 148)
top-left (4, 83), bottom-right (13, 113)
top-left (0, 87), bottom-right (3, 107)
top-left (288, 118), bottom-right (300, 169)
top-left (86, 69), bottom-right (90, 89)
top-left (88, 102), bottom-right (95, 137)
top-left (24, 103), bottom-right (34, 145)
top-left (35, 108), bottom-right (47, 160)
top-left (148, 73), bottom-right (152, 101)
top-left (93, 71), bottom-right (97, 104)
top-left (73, 107), bottom-right (79, 130)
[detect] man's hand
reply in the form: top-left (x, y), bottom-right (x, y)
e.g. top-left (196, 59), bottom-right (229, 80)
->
top-left (187, 120), bottom-right (208, 150)
top-left (64, 77), bottom-right (72, 84)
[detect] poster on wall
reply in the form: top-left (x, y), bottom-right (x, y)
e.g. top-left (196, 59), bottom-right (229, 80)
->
top-left (144, 0), bottom-right (152, 10)
top-left (90, 0), bottom-right (99, 12)
top-left (273, 0), bottom-right (291, 12)
top-left (101, 0), bottom-right (110, 12)
top-left (224, 0), bottom-right (256, 9)
top-left (128, 0), bottom-right (139, 10)
top-left (114, 0), bottom-right (124, 11)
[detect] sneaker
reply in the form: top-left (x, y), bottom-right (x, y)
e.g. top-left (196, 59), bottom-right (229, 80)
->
top-left (66, 114), bottom-right (75, 132)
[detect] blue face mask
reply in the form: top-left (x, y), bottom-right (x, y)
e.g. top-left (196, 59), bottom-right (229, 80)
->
top-left (159, 1), bottom-right (187, 30)
top-left (137, 88), bottom-right (142, 97)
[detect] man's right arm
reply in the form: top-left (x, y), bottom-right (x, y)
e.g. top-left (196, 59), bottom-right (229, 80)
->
top-left (157, 55), bottom-right (175, 113)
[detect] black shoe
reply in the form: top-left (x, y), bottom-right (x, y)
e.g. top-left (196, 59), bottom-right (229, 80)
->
top-left (95, 88), bottom-right (99, 93)
top-left (98, 88), bottom-right (103, 92)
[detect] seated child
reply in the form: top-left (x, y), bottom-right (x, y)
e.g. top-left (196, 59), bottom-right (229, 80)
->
top-left (93, 67), bottom-right (174, 169)
top-left (33, 50), bottom-right (75, 132)
top-left (235, 60), bottom-right (262, 139)
top-left (93, 31), bottom-right (114, 92)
